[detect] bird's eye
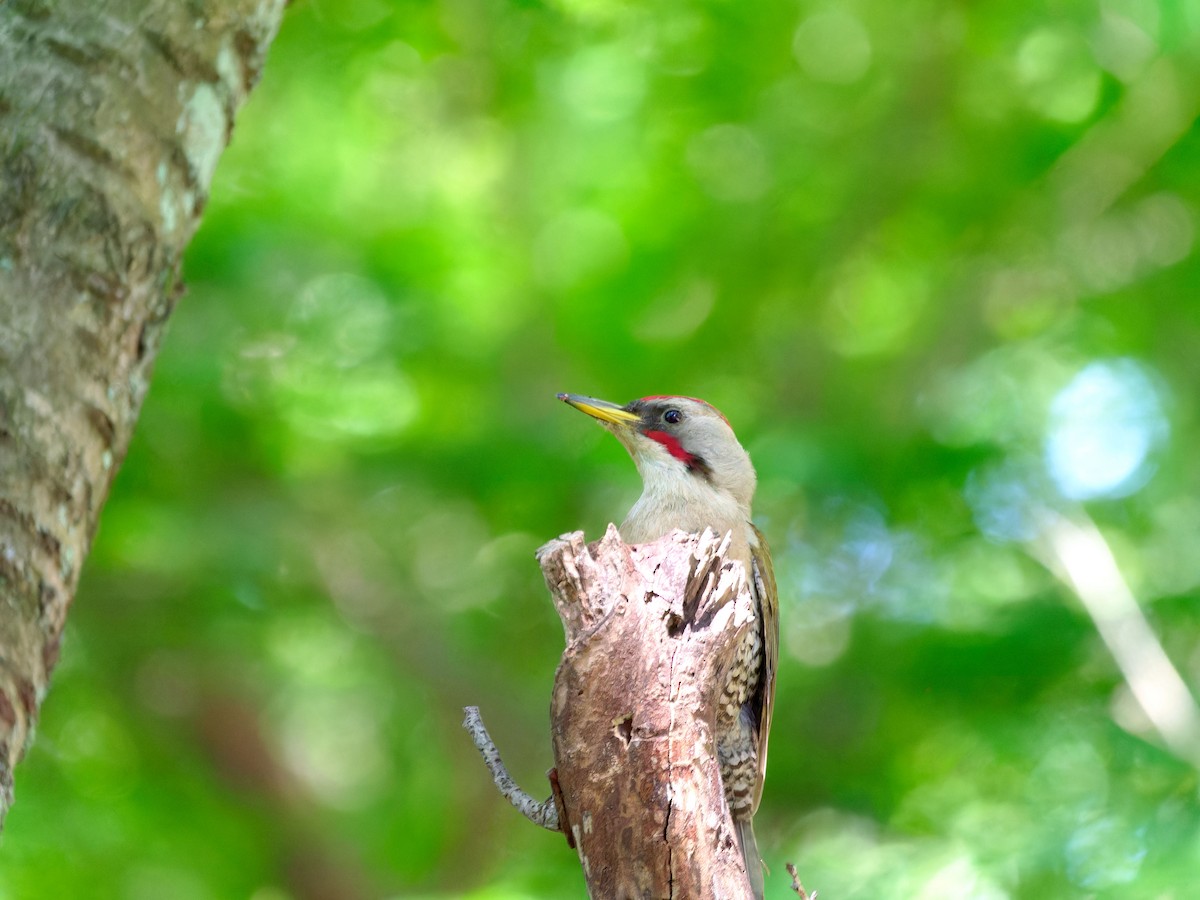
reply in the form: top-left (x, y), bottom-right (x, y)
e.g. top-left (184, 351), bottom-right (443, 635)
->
top-left (663, 409), bottom-right (682, 425)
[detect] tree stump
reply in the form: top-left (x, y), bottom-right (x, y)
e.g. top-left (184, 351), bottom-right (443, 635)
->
top-left (536, 525), bottom-right (757, 899)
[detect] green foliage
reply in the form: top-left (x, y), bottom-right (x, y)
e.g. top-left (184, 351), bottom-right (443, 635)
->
top-left (5, 0), bottom-right (1200, 897)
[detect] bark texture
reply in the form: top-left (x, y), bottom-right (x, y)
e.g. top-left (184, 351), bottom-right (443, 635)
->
top-left (538, 525), bottom-right (757, 899)
top-left (0, 0), bottom-right (285, 824)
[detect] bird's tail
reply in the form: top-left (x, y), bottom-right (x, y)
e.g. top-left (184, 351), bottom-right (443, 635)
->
top-left (736, 818), bottom-right (765, 900)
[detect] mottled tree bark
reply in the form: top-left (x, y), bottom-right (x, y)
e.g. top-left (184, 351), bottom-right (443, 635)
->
top-left (537, 526), bottom-right (756, 899)
top-left (0, 0), bottom-right (285, 825)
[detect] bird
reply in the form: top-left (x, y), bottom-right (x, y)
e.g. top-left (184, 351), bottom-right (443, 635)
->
top-left (558, 392), bottom-right (778, 900)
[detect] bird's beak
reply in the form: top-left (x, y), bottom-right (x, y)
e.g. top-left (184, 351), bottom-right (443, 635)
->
top-left (557, 393), bottom-right (640, 429)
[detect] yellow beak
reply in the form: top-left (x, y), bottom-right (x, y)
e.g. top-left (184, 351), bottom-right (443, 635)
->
top-left (557, 393), bottom-right (640, 428)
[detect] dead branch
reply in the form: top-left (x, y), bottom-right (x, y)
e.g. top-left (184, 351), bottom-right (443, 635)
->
top-left (466, 525), bottom-right (761, 897)
top-left (787, 862), bottom-right (817, 899)
top-left (462, 706), bottom-right (560, 832)
top-left (543, 525), bottom-right (755, 898)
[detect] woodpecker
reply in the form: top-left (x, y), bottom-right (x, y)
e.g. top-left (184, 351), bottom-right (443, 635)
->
top-left (559, 392), bottom-right (778, 900)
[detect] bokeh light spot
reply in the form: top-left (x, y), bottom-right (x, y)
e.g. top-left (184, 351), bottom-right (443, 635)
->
top-left (1065, 815), bottom-right (1147, 889)
top-left (793, 10), bottom-right (872, 84)
top-left (965, 461), bottom-right (1044, 544)
top-left (1092, 9), bottom-right (1157, 81)
top-left (1045, 359), bottom-right (1168, 500)
top-left (822, 254), bottom-right (927, 358)
top-left (633, 278), bottom-right (716, 342)
top-left (1133, 192), bottom-right (1194, 266)
top-left (1016, 28), bottom-right (1100, 122)
top-left (559, 44), bottom-right (645, 122)
top-left (686, 124), bottom-right (771, 203)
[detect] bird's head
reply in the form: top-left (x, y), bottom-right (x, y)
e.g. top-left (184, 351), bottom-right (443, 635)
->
top-left (558, 393), bottom-right (757, 509)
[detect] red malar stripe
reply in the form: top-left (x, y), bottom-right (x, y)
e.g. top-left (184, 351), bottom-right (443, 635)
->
top-left (644, 430), bottom-right (699, 468)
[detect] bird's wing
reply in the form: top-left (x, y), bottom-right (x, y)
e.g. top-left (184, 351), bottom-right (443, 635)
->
top-left (748, 523), bottom-right (778, 816)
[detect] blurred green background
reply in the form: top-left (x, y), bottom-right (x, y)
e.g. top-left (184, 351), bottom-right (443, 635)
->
top-left (5, 0), bottom-right (1200, 897)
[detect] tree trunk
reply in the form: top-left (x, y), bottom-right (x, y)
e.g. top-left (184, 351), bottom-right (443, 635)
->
top-left (538, 526), bottom-right (757, 899)
top-left (0, 0), bottom-right (285, 825)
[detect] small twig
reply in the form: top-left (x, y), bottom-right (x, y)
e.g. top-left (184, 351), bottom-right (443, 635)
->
top-left (787, 862), bottom-right (817, 899)
top-left (462, 706), bottom-right (560, 832)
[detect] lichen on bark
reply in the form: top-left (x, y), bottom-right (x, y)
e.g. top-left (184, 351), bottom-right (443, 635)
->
top-left (0, 0), bottom-right (285, 825)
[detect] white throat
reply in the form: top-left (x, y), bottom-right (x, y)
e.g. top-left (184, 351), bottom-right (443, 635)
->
top-left (620, 452), bottom-right (749, 544)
